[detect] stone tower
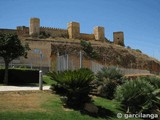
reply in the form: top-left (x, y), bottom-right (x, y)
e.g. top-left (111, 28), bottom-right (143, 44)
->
top-left (94, 26), bottom-right (105, 41)
top-left (113, 32), bottom-right (124, 46)
top-left (29, 18), bottom-right (40, 37)
top-left (67, 22), bottom-right (80, 39)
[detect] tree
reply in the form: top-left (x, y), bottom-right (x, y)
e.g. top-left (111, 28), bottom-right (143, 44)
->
top-left (0, 33), bottom-right (30, 84)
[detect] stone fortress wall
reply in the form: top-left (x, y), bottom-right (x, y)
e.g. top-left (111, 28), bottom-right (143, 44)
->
top-left (40, 27), bottom-right (68, 38)
top-left (0, 17), bottom-right (125, 72)
top-left (0, 18), bottom-right (124, 46)
top-left (13, 18), bottom-right (124, 46)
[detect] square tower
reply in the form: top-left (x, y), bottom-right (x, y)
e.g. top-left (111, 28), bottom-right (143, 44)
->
top-left (113, 32), bottom-right (124, 46)
top-left (29, 18), bottom-right (40, 37)
top-left (94, 26), bottom-right (105, 41)
top-left (67, 22), bottom-right (80, 39)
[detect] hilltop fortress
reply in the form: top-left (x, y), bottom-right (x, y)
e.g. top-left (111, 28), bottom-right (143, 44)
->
top-left (0, 18), bottom-right (124, 46)
top-left (0, 18), bottom-right (125, 72)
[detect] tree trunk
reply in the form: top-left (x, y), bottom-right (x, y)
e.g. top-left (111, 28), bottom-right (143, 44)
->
top-left (4, 61), bottom-right (9, 85)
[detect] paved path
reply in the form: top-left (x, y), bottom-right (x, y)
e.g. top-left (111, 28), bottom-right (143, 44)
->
top-left (0, 86), bottom-right (51, 91)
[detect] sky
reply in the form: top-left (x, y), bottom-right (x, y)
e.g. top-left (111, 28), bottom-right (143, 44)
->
top-left (0, 0), bottom-right (160, 60)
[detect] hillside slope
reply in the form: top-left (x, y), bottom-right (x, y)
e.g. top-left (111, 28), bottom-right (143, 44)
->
top-left (51, 40), bottom-right (160, 73)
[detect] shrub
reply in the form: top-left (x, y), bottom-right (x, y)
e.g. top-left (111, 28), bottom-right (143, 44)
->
top-left (0, 68), bottom-right (39, 84)
top-left (97, 67), bottom-right (123, 81)
top-left (92, 67), bottom-right (123, 99)
top-left (49, 68), bottom-right (95, 108)
top-left (80, 40), bottom-right (99, 59)
top-left (114, 78), bottom-right (159, 113)
top-left (140, 76), bottom-right (160, 89)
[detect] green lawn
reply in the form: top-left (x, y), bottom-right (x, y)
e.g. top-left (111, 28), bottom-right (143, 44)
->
top-left (0, 91), bottom-right (142, 120)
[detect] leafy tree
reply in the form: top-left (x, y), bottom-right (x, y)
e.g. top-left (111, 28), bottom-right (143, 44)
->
top-left (0, 33), bottom-right (30, 84)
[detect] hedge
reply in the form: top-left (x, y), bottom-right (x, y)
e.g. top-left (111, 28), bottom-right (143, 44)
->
top-left (0, 68), bottom-right (39, 84)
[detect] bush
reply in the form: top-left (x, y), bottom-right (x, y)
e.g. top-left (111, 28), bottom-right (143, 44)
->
top-left (97, 67), bottom-right (123, 81)
top-left (80, 40), bottom-right (99, 59)
top-left (0, 68), bottom-right (39, 84)
top-left (140, 76), bottom-right (160, 89)
top-left (92, 67), bottom-right (123, 99)
top-left (49, 68), bottom-right (95, 108)
top-left (115, 78), bottom-right (160, 113)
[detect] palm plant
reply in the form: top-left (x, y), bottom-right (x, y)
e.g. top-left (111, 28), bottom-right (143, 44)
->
top-left (93, 67), bottom-right (123, 99)
top-left (49, 68), bottom-right (95, 108)
top-left (114, 78), bottom-right (160, 113)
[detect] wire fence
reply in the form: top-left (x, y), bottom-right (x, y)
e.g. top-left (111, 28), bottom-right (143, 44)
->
top-left (56, 51), bottom-right (150, 75)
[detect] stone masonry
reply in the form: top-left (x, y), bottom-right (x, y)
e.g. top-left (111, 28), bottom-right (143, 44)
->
top-left (29, 18), bottom-right (40, 36)
top-left (0, 18), bottom-right (125, 45)
top-left (0, 18), bottom-right (125, 73)
top-left (113, 32), bottom-right (124, 46)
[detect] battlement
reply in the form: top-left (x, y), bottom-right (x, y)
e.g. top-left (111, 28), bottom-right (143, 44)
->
top-left (0, 29), bottom-right (17, 34)
top-left (2, 17), bottom-right (124, 46)
top-left (40, 26), bottom-right (66, 31)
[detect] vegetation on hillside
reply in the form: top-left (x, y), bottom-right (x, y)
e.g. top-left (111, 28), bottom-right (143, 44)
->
top-left (51, 42), bottom-right (160, 73)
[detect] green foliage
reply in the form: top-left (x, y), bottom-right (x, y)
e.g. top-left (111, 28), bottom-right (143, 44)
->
top-left (39, 31), bottom-right (51, 38)
top-left (92, 67), bottom-right (123, 99)
top-left (135, 49), bottom-right (142, 53)
top-left (0, 33), bottom-right (30, 84)
top-left (0, 33), bottom-right (30, 61)
top-left (49, 68), bottom-right (95, 108)
top-left (80, 40), bottom-right (98, 59)
top-left (115, 78), bottom-right (160, 113)
top-left (126, 46), bottom-right (131, 49)
top-left (140, 76), bottom-right (160, 89)
top-left (43, 75), bottom-right (56, 85)
top-left (97, 67), bottom-right (123, 81)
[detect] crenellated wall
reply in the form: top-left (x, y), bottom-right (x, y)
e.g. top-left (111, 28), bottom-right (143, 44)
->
top-left (80, 33), bottom-right (95, 40)
top-left (0, 18), bottom-right (125, 46)
top-left (0, 29), bottom-right (17, 34)
top-left (17, 26), bottom-right (29, 36)
top-left (40, 27), bottom-right (68, 38)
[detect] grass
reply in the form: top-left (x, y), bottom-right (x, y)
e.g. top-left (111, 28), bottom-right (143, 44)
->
top-left (0, 91), bottom-right (142, 120)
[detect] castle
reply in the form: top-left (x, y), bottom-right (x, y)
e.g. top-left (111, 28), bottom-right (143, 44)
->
top-left (0, 18), bottom-right (124, 45)
top-left (0, 18), bottom-right (125, 72)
